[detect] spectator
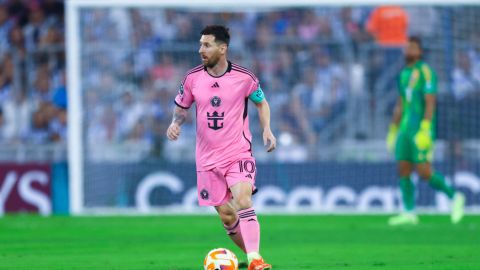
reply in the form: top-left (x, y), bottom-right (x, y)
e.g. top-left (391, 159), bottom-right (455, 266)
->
top-left (291, 69), bottom-right (322, 145)
top-left (125, 118), bottom-right (152, 147)
top-left (23, 3), bottom-right (51, 51)
top-left (0, 4), bottom-right (14, 56)
top-left (0, 106), bottom-right (5, 140)
top-left (452, 52), bottom-right (478, 100)
top-left (49, 106), bottom-right (66, 142)
top-left (406, 7), bottom-right (438, 39)
top-left (0, 53), bottom-right (13, 103)
top-left (298, 10), bottom-right (322, 42)
top-left (366, 6), bottom-right (409, 93)
top-left (29, 102), bottom-right (53, 144)
top-left (31, 64), bottom-right (52, 103)
top-left (2, 89), bottom-right (32, 142)
top-left (87, 104), bottom-right (118, 145)
top-left (115, 90), bottom-right (144, 139)
top-left (366, 6), bottom-right (408, 47)
top-left (315, 50), bottom-right (348, 107)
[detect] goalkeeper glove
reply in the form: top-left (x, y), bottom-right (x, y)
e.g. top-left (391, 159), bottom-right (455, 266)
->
top-left (386, 123), bottom-right (398, 153)
top-left (414, 120), bottom-right (432, 150)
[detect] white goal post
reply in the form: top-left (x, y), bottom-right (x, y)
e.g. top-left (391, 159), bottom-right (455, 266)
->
top-left (67, 0), bottom-right (480, 215)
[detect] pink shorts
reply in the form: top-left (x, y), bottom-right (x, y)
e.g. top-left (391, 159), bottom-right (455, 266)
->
top-left (197, 157), bottom-right (257, 206)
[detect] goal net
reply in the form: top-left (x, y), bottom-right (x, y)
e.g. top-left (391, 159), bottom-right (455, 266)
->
top-left (67, 0), bottom-right (480, 214)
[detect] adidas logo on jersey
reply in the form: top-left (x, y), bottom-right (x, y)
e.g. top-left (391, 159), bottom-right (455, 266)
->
top-left (211, 82), bottom-right (220, 88)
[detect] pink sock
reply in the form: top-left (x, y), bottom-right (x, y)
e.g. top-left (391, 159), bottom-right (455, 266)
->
top-left (224, 218), bottom-right (240, 235)
top-left (237, 207), bottom-right (260, 253)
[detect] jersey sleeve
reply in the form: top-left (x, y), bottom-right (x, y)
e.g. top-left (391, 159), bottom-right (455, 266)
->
top-left (246, 76), bottom-right (265, 104)
top-left (421, 64), bottom-right (437, 95)
top-left (174, 74), bottom-right (194, 109)
top-left (248, 84), bottom-right (265, 104)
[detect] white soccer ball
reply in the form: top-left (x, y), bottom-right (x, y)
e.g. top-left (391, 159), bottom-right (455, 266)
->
top-left (204, 248), bottom-right (239, 270)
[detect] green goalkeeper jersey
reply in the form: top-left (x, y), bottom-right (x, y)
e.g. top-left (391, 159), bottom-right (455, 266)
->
top-left (397, 60), bottom-right (437, 137)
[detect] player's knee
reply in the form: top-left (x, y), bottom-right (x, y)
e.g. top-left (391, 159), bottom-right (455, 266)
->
top-left (234, 196), bottom-right (252, 210)
top-left (218, 210), bottom-right (237, 226)
top-left (418, 170), bottom-right (432, 180)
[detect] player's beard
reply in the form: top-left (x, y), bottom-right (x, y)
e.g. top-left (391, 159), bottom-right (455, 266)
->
top-left (405, 55), bottom-right (419, 65)
top-left (203, 53), bottom-right (221, 69)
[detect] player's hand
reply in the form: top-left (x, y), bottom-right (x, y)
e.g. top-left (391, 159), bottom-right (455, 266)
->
top-left (386, 123), bottom-right (398, 153)
top-left (414, 120), bottom-right (432, 150)
top-left (263, 128), bottom-right (276, 152)
top-left (166, 123), bottom-right (181, 141)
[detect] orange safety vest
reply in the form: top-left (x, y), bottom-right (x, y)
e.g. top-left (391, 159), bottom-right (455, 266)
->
top-left (367, 6), bottom-right (409, 47)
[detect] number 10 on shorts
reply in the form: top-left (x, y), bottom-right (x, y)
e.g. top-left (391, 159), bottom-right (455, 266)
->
top-left (238, 160), bottom-right (256, 174)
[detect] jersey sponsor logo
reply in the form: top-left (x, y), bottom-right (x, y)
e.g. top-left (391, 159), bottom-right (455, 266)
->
top-left (211, 82), bottom-right (220, 88)
top-left (207, 111), bottom-right (224, 130)
top-left (210, 96), bottom-right (221, 107)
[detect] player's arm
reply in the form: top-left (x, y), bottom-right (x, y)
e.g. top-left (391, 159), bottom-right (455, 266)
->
top-left (386, 97), bottom-right (402, 152)
top-left (255, 100), bottom-right (276, 152)
top-left (423, 94), bottom-right (435, 121)
top-left (167, 78), bottom-right (194, 141)
top-left (414, 65), bottom-right (437, 149)
top-left (249, 86), bottom-right (276, 152)
top-left (392, 97), bottom-right (403, 125)
top-left (421, 64), bottom-right (436, 123)
top-left (166, 106), bottom-right (188, 141)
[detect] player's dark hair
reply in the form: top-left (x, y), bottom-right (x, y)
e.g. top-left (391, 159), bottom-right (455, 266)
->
top-left (200, 25), bottom-right (230, 46)
top-left (409, 36), bottom-right (423, 51)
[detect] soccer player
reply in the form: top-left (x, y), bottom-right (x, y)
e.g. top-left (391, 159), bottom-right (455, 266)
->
top-left (386, 36), bottom-right (465, 226)
top-left (166, 25), bottom-right (275, 270)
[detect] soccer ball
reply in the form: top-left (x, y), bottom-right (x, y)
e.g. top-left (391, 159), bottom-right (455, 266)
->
top-left (204, 248), bottom-right (238, 270)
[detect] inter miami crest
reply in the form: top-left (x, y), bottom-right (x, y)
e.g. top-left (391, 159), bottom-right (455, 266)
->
top-left (200, 189), bottom-right (209, 200)
top-left (210, 96), bottom-right (221, 107)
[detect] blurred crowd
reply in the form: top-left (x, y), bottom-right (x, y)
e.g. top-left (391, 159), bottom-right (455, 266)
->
top-left (0, 2), bottom-right (479, 161)
top-left (0, 0), bottom-right (65, 144)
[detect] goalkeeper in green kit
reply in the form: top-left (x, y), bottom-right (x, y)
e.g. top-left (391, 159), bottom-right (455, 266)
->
top-left (386, 36), bottom-right (465, 226)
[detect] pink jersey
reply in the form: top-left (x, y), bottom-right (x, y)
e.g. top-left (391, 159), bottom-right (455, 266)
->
top-left (175, 61), bottom-right (259, 171)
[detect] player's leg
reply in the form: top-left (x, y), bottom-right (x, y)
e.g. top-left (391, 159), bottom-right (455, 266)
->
top-left (416, 162), bottom-right (465, 223)
top-left (215, 201), bottom-right (246, 252)
top-left (196, 169), bottom-right (248, 252)
top-left (389, 160), bottom-right (418, 225)
top-left (230, 182), bottom-right (259, 259)
top-left (389, 132), bottom-right (418, 225)
top-left (416, 162), bottom-right (454, 198)
top-left (398, 161), bottom-right (415, 212)
top-left (230, 181), bottom-right (270, 270)
top-left (225, 158), bottom-right (271, 269)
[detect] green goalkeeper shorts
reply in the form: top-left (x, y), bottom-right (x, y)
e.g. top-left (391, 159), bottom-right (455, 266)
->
top-left (395, 132), bottom-right (434, 163)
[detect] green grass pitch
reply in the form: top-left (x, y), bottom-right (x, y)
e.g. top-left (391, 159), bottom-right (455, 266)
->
top-left (1, 215), bottom-right (479, 269)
